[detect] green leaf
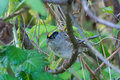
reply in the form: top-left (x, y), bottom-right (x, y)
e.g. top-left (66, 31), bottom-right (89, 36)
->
top-left (0, 74), bottom-right (18, 80)
top-left (58, 71), bottom-right (71, 80)
top-left (8, 0), bottom-right (20, 14)
top-left (0, 56), bottom-right (9, 68)
top-left (26, 24), bottom-right (57, 51)
top-left (0, 64), bottom-right (6, 74)
top-left (70, 69), bottom-right (90, 80)
top-left (0, 0), bottom-right (9, 16)
top-left (22, 57), bottom-right (44, 73)
top-left (49, 58), bottom-right (62, 70)
top-left (83, 30), bottom-right (99, 43)
top-left (6, 46), bottom-right (27, 65)
top-left (48, 52), bottom-right (54, 62)
top-left (117, 22), bottom-right (120, 25)
top-left (27, 24), bottom-right (57, 36)
top-left (32, 72), bottom-right (60, 80)
top-left (25, 0), bottom-right (47, 18)
top-left (15, 0), bottom-right (25, 11)
top-left (102, 6), bottom-right (113, 14)
top-left (113, 28), bottom-right (119, 37)
top-left (21, 51), bottom-right (47, 73)
top-left (0, 46), bottom-right (9, 68)
top-left (98, 43), bottom-right (110, 57)
top-left (17, 71), bottom-right (33, 80)
top-left (72, 62), bottom-right (81, 71)
top-left (0, 46), bottom-right (7, 53)
top-left (69, 62), bottom-right (90, 80)
top-left (102, 67), bottom-right (120, 79)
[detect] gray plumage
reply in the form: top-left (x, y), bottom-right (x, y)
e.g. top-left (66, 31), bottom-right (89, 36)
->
top-left (47, 32), bottom-right (87, 59)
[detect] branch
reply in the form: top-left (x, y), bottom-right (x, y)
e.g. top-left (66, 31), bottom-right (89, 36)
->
top-left (81, 0), bottom-right (120, 29)
top-left (43, 0), bottom-right (68, 4)
top-left (80, 57), bottom-right (98, 80)
top-left (4, 8), bottom-right (29, 21)
top-left (113, 0), bottom-right (120, 68)
top-left (48, 0), bottom-right (79, 74)
top-left (7, 64), bottom-right (15, 77)
top-left (20, 27), bottom-right (34, 49)
top-left (69, 12), bottom-right (120, 74)
top-left (95, 47), bottom-right (120, 73)
top-left (113, 0), bottom-right (120, 15)
top-left (44, 4), bottom-right (63, 27)
top-left (87, 35), bottom-right (99, 40)
top-left (80, 34), bottom-right (99, 43)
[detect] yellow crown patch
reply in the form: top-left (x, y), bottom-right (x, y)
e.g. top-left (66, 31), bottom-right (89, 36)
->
top-left (48, 32), bottom-right (53, 37)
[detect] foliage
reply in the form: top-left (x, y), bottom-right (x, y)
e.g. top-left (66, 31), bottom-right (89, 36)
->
top-left (0, 46), bottom-right (60, 80)
top-left (102, 6), bottom-right (113, 14)
top-left (26, 24), bottom-right (57, 51)
top-left (0, 0), bottom-right (9, 16)
top-left (25, 0), bottom-right (47, 19)
top-left (0, 0), bottom-right (120, 80)
top-left (102, 67), bottom-right (120, 80)
top-left (0, 74), bottom-right (18, 80)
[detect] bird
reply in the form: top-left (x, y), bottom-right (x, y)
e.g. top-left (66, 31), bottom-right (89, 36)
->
top-left (47, 31), bottom-right (88, 59)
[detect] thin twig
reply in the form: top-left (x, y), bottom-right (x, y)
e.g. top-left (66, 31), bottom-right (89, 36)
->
top-left (69, 12), bottom-right (120, 74)
top-left (113, 0), bottom-right (120, 69)
top-left (95, 47), bottom-right (120, 73)
top-left (81, 0), bottom-right (120, 29)
top-left (87, 34), bottom-right (99, 40)
top-left (80, 57), bottom-right (98, 80)
top-left (48, 0), bottom-right (79, 74)
top-left (20, 27), bottom-right (34, 49)
top-left (4, 8), bottom-right (29, 21)
top-left (80, 57), bottom-right (86, 80)
top-left (44, 3), bottom-right (63, 27)
top-left (80, 34), bottom-right (99, 43)
top-left (69, 67), bottom-right (82, 80)
top-left (43, 0), bottom-right (68, 4)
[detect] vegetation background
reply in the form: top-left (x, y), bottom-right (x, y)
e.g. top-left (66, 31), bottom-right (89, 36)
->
top-left (0, 0), bottom-right (120, 80)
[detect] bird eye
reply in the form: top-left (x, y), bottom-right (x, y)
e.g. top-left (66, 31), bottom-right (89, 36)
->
top-left (51, 36), bottom-right (55, 39)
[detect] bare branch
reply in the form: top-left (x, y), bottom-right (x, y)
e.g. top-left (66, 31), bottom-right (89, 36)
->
top-left (113, 0), bottom-right (120, 15)
top-left (80, 34), bottom-right (99, 43)
top-left (95, 47), bottom-right (120, 73)
top-left (4, 8), bottom-right (29, 21)
top-left (113, 0), bottom-right (120, 68)
top-left (43, 0), bottom-right (68, 4)
top-left (47, 0), bottom-right (120, 75)
top-left (81, 0), bottom-right (120, 29)
top-left (44, 4), bottom-right (63, 27)
top-left (48, 0), bottom-right (80, 74)
top-left (69, 12), bottom-right (120, 74)
top-left (20, 27), bottom-right (34, 49)
top-left (80, 57), bottom-right (98, 80)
